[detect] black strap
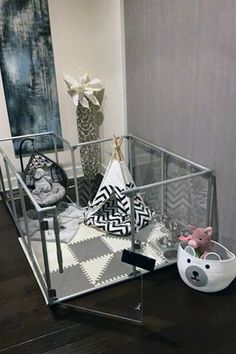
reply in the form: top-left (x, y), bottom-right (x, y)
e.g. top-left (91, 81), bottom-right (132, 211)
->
top-left (19, 138), bottom-right (35, 173)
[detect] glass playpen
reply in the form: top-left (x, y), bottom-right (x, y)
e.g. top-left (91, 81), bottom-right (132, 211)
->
top-left (0, 132), bottom-right (213, 323)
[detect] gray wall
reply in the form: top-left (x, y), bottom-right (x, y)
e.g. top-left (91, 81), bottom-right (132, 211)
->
top-left (124, 0), bottom-right (236, 248)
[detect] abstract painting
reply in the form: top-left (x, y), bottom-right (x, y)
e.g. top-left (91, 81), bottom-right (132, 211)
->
top-left (0, 0), bottom-right (62, 154)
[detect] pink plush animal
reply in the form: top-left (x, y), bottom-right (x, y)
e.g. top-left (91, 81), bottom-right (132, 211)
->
top-left (179, 226), bottom-right (213, 258)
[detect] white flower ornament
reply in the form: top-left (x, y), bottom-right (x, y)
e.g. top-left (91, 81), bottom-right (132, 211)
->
top-left (64, 72), bottom-right (103, 109)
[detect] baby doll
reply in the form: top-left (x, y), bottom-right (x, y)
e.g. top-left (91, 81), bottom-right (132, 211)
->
top-left (32, 168), bottom-right (52, 195)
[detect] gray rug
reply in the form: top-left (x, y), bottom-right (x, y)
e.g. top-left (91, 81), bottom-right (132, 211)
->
top-left (49, 222), bottom-right (176, 300)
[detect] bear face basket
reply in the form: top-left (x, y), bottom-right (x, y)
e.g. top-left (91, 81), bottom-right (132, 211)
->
top-left (177, 241), bottom-right (236, 292)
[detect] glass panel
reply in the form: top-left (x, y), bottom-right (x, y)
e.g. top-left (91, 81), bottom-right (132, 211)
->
top-left (49, 212), bottom-right (143, 321)
top-left (65, 273), bottom-right (143, 323)
top-left (49, 137), bottom-right (143, 322)
top-left (66, 139), bottom-right (114, 207)
top-left (131, 174), bottom-right (210, 273)
top-left (165, 155), bottom-right (209, 228)
top-left (130, 138), bottom-right (162, 186)
top-left (16, 186), bottom-right (49, 301)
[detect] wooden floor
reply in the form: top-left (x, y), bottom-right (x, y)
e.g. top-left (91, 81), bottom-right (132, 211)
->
top-left (1, 200), bottom-right (236, 354)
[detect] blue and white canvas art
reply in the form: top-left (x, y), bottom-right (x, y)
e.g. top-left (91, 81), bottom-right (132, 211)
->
top-left (0, 0), bottom-right (62, 154)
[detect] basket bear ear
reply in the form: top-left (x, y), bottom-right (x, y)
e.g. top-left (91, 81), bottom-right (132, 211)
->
top-left (204, 252), bottom-right (221, 261)
top-left (185, 246), bottom-right (196, 257)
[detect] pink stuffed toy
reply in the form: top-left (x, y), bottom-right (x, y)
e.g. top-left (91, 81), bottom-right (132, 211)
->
top-left (179, 226), bottom-right (213, 258)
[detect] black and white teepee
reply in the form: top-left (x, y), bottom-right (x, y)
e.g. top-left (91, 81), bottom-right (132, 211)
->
top-left (85, 136), bottom-right (152, 236)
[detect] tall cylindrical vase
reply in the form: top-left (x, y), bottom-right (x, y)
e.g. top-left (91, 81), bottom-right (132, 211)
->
top-left (76, 90), bottom-right (104, 179)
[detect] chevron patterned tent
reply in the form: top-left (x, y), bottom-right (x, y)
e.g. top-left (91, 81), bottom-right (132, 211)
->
top-left (85, 136), bottom-right (152, 236)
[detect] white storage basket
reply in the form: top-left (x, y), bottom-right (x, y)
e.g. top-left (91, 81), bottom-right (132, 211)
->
top-left (177, 241), bottom-right (236, 292)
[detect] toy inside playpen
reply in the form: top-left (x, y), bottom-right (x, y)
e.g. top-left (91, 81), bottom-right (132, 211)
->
top-left (19, 137), bottom-right (68, 206)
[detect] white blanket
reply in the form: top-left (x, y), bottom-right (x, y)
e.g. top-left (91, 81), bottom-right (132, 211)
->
top-left (18, 205), bottom-right (84, 243)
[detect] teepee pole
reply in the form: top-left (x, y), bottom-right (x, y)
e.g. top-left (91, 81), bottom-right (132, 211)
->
top-left (113, 135), bottom-right (124, 161)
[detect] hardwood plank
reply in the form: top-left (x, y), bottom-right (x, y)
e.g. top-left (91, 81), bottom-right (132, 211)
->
top-left (1, 324), bottom-right (97, 354)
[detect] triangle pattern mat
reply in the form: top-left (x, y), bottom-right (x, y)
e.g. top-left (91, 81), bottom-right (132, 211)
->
top-left (34, 222), bottom-right (176, 299)
top-left (80, 254), bottom-right (113, 285)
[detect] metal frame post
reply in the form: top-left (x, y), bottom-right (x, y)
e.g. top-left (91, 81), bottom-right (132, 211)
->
top-left (129, 191), bottom-right (144, 320)
top-left (18, 183), bottom-right (33, 256)
top-left (38, 211), bottom-right (56, 305)
top-left (71, 145), bottom-right (80, 207)
top-left (206, 172), bottom-right (214, 226)
top-left (52, 210), bottom-right (63, 273)
top-left (161, 151), bottom-right (167, 215)
top-left (129, 192), bottom-right (138, 276)
top-left (0, 165), bottom-right (7, 200)
top-left (130, 192), bottom-right (136, 253)
top-left (52, 132), bottom-right (59, 164)
top-left (127, 136), bottom-right (134, 176)
top-left (3, 158), bottom-right (17, 220)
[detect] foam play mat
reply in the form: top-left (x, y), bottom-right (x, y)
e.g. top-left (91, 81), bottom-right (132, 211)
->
top-left (30, 222), bottom-right (174, 299)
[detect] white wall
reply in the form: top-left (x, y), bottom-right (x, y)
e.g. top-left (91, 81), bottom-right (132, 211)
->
top-left (0, 0), bottom-right (126, 171)
top-left (49, 0), bottom-right (126, 143)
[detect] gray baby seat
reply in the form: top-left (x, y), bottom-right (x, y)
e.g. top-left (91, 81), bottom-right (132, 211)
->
top-left (19, 138), bottom-right (67, 206)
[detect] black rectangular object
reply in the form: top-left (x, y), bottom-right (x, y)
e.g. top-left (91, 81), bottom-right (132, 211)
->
top-left (48, 289), bottom-right (57, 299)
top-left (121, 249), bottom-right (156, 271)
top-left (40, 220), bottom-right (49, 231)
